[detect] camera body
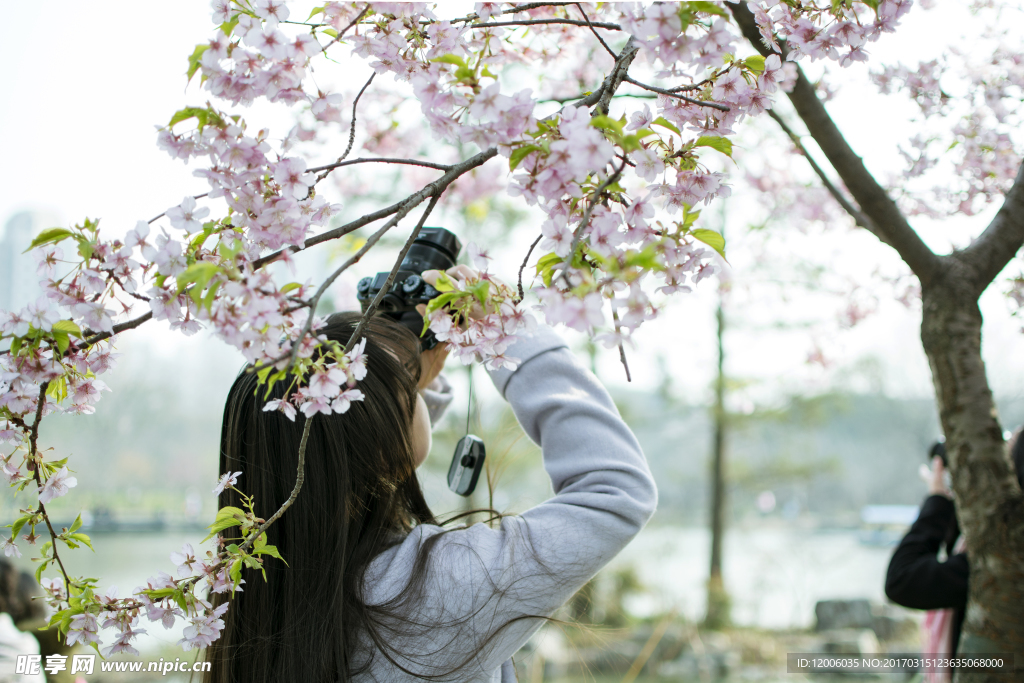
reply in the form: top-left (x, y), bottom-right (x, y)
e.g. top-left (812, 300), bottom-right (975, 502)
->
top-left (448, 435), bottom-right (486, 497)
top-left (356, 227), bottom-right (462, 350)
top-left (929, 440), bottom-right (947, 467)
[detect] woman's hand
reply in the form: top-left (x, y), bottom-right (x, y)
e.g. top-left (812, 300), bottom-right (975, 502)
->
top-left (926, 455), bottom-right (952, 498)
top-left (422, 265), bottom-right (506, 322)
top-left (416, 339), bottom-right (448, 392)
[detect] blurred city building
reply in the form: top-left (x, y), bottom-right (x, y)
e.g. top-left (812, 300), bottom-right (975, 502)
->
top-left (0, 211), bottom-right (55, 312)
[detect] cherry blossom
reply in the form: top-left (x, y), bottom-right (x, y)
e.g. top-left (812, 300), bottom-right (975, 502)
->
top-left (213, 471), bottom-right (241, 495)
top-left (38, 466), bottom-right (78, 505)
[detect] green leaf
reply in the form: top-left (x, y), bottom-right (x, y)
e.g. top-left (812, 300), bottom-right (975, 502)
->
top-left (53, 320), bottom-right (82, 338)
top-left (862, 0), bottom-right (879, 8)
top-left (693, 135), bottom-right (733, 157)
top-left (25, 228), bottom-right (73, 253)
top-left (10, 515), bottom-right (31, 540)
top-left (430, 54), bottom-right (467, 67)
top-left (254, 543), bottom-right (287, 565)
top-left (431, 272), bottom-right (457, 293)
top-left (176, 261), bottom-right (221, 296)
top-left (168, 106), bottom-right (226, 131)
top-left (508, 145), bottom-right (541, 171)
top-left (229, 559), bottom-right (242, 584)
top-left (69, 514), bottom-right (82, 533)
top-left (744, 54), bottom-right (766, 74)
top-left (685, 1), bottom-right (729, 17)
top-left (307, 4), bottom-right (327, 19)
top-left (535, 252), bottom-right (564, 287)
top-left (202, 506), bottom-right (247, 543)
top-left (280, 282), bottom-right (303, 294)
top-left (322, 28), bottom-right (338, 38)
top-left (691, 228), bottom-right (727, 258)
top-left (186, 45), bottom-right (210, 84)
top-left (69, 533), bottom-right (94, 551)
top-left (424, 291), bottom-right (464, 315)
top-left (467, 281), bottom-right (491, 307)
top-left (52, 331), bottom-right (70, 355)
top-left (590, 115), bottom-right (625, 134)
top-left (34, 559), bottom-right (49, 583)
top-left (652, 117), bottom-right (681, 136)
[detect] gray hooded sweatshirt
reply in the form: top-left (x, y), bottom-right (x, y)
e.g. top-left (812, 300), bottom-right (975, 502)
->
top-left (353, 325), bottom-right (657, 682)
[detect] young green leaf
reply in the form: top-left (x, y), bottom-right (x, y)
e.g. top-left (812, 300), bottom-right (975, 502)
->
top-left (744, 54), bottom-right (766, 74)
top-left (691, 228), bottom-right (727, 258)
top-left (429, 54), bottom-right (467, 67)
top-left (693, 135), bottom-right (733, 158)
top-left (652, 117), bottom-right (682, 136)
top-left (25, 228), bottom-right (73, 253)
top-left (508, 145), bottom-right (541, 171)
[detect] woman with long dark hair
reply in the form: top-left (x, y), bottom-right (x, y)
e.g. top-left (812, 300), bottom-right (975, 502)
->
top-left (204, 267), bottom-right (657, 682)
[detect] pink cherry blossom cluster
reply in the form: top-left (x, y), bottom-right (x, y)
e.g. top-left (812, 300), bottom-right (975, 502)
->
top-left (747, 0), bottom-right (912, 67)
top-left (424, 246), bottom-right (536, 371)
top-left (262, 333), bottom-right (368, 420)
top-left (869, 27), bottom-right (1022, 217)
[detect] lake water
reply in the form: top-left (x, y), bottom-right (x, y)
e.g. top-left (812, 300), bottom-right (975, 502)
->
top-left (10, 522), bottom-right (906, 654)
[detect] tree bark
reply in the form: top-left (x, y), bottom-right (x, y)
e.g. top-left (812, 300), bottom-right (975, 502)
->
top-left (706, 300), bottom-right (731, 629)
top-left (920, 262), bottom-right (1024, 680)
top-left (725, 4), bottom-right (1024, 677)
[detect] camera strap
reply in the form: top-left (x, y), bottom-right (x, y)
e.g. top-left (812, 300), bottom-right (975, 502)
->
top-left (465, 364), bottom-right (473, 436)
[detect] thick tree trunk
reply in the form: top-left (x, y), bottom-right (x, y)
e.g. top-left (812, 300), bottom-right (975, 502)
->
top-left (920, 261), bottom-right (1024, 682)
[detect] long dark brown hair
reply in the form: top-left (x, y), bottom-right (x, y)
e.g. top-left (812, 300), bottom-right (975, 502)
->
top-left (204, 312), bottom-right (558, 682)
top-left (204, 312), bottom-right (445, 682)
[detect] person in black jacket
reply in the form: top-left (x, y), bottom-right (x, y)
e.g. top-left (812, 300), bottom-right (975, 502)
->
top-left (885, 430), bottom-right (1024, 659)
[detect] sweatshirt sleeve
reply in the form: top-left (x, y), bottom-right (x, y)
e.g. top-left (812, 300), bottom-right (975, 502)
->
top-left (884, 494), bottom-right (969, 610)
top-left (362, 325), bottom-right (657, 679)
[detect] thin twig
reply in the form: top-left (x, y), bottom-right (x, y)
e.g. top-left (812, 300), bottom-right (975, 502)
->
top-left (320, 4), bottom-right (369, 53)
top-left (564, 158), bottom-right (628, 265)
top-left (448, 1), bottom-right (580, 23)
top-left (517, 234), bottom-right (544, 302)
top-left (573, 3), bottom-right (617, 58)
top-left (469, 18), bottom-right (620, 30)
top-left (611, 309), bottom-right (632, 383)
top-left (26, 382), bottom-right (72, 588)
top-left (315, 72), bottom-right (376, 183)
top-left (309, 156), bottom-right (452, 176)
top-left (344, 194), bottom-right (441, 352)
top-left (253, 149), bottom-right (496, 269)
top-left (623, 76), bottom-right (731, 112)
top-left (766, 109), bottom-right (878, 236)
top-left (148, 193), bottom-right (209, 224)
top-left (237, 417), bottom-right (313, 554)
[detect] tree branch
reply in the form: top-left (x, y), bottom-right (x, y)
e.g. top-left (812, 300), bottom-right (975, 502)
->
top-left (344, 194), bottom-right (441, 352)
top-left (469, 18), bottom-right (620, 30)
top-left (592, 37), bottom-right (639, 116)
top-left (960, 161), bottom-right (1024, 293)
top-left (573, 3), bottom-right (617, 58)
top-left (314, 72), bottom-right (376, 183)
top-left (727, 1), bottom-right (941, 285)
top-left (309, 157), bottom-right (453, 176)
top-left (253, 149), bottom-right (497, 269)
top-left (623, 76), bottom-right (730, 112)
top-left (766, 109), bottom-right (886, 242)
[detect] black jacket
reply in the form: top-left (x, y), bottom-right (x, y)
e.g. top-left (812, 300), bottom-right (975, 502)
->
top-left (885, 494), bottom-right (969, 654)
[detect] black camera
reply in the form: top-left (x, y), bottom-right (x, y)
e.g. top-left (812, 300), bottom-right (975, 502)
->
top-left (929, 439), bottom-right (947, 467)
top-left (356, 227), bottom-right (462, 350)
